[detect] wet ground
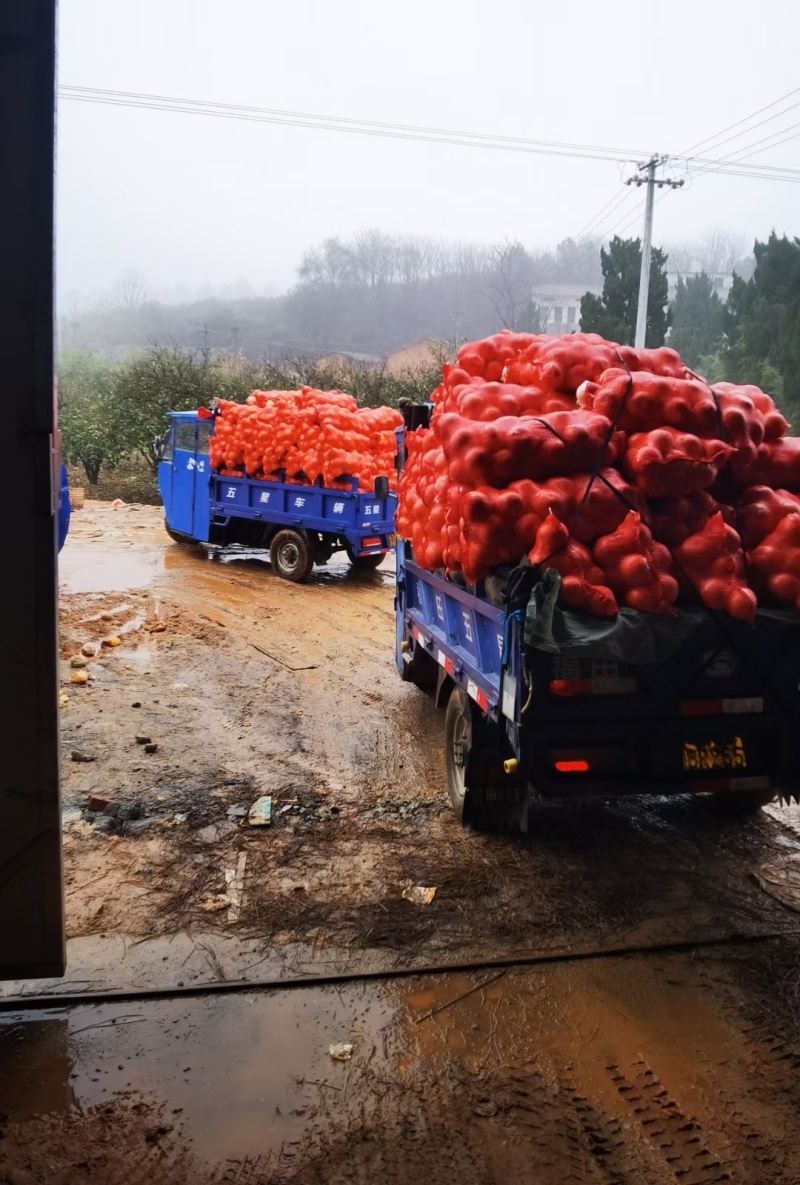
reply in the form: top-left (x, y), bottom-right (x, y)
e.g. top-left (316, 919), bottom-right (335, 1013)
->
top-left (4, 501), bottom-right (800, 1180)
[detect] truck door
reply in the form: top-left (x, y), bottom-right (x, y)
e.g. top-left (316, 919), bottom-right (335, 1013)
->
top-left (170, 419), bottom-right (198, 537)
top-left (192, 420), bottom-right (211, 541)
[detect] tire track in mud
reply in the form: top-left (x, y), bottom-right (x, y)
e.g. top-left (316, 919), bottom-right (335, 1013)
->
top-left (606, 1058), bottom-right (727, 1183)
top-left (251, 1063), bottom-right (681, 1185)
top-left (714, 1085), bottom-right (784, 1183)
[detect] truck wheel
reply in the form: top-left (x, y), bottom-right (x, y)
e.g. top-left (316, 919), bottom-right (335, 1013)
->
top-left (164, 519), bottom-right (196, 547)
top-left (444, 686), bottom-right (472, 822)
top-left (709, 788), bottom-right (776, 816)
top-left (347, 549), bottom-right (385, 571)
top-left (270, 529), bottom-right (314, 583)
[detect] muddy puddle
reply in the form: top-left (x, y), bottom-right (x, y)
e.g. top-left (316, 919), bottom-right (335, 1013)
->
top-left (2, 948), bottom-right (800, 1182)
top-left (59, 545), bottom-right (165, 594)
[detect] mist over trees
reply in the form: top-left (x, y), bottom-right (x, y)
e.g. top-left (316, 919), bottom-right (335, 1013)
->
top-left (669, 273), bottom-right (725, 368)
top-left (65, 225), bottom-right (800, 424)
top-left (60, 228), bottom-right (800, 490)
top-left (59, 231), bottom-right (604, 359)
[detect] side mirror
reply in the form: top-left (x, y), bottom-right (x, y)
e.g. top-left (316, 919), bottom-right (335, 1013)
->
top-left (154, 435), bottom-right (163, 460)
top-left (374, 475), bottom-right (390, 500)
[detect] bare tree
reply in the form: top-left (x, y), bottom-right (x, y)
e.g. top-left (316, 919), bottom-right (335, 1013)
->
top-left (351, 228), bottom-right (395, 288)
top-left (298, 237), bottom-right (352, 290)
top-left (110, 268), bottom-right (151, 313)
top-left (663, 240), bottom-right (698, 273)
top-left (484, 239), bottom-right (535, 328)
top-left (697, 229), bottom-right (747, 274)
top-left (665, 231), bottom-right (749, 276)
top-left (395, 235), bottom-right (426, 289)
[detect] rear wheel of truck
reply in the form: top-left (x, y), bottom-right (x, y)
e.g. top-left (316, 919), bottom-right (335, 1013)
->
top-left (444, 684), bottom-right (528, 832)
top-left (270, 529), bottom-right (314, 583)
top-left (346, 549), bottom-right (385, 570)
top-left (444, 686), bottom-right (471, 823)
top-left (708, 788), bottom-right (776, 816)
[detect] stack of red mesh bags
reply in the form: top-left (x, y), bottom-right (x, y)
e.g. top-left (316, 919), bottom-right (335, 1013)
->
top-left (397, 331), bottom-right (800, 623)
top-left (209, 387), bottom-right (402, 492)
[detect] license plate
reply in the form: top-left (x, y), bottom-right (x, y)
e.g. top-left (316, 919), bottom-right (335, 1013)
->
top-left (388, 533), bottom-right (397, 547)
top-left (682, 736), bottom-right (747, 772)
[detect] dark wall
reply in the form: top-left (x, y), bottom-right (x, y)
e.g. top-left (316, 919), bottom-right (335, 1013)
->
top-left (0, 0), bottom-right (64, 977)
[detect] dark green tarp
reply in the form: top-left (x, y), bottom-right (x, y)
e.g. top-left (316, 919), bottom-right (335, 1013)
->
top-left (523, 567), bottom-right (800, 672)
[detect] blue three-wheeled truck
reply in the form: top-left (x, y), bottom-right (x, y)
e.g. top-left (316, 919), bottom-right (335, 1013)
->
top-left (394, 405), bottom-right (800, 830)
top-left (158, 411), bottom-right (397, 582)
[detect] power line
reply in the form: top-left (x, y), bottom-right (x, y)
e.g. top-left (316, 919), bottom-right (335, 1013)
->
top-left (574, 187), bottom-right (636, 240)
top-left (602, 193), bottom-right (648, 240)
top-left (572, 190), bottom-right (625, 239)
top-left (691, 121), bottom-right (800, 183)
top-left (680, 84), bottom-right (800, 156)
top-left (62, 84), bottom-right (652, 154)
top-left (686, 99), bottom-right (800, 160)
top-left (59, 85), bottom-right (800, 180)
top-left (615, 198), bottom-right (652, 241)
top-left (59, 85), bottom-right (652, 165)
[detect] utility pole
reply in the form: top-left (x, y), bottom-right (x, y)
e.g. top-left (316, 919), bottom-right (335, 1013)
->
top-left (626, 155), bottom-right (684, 348)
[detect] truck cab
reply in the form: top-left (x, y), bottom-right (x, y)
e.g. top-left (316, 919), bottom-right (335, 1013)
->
top-left (158, 412), bottom-right (212, 544)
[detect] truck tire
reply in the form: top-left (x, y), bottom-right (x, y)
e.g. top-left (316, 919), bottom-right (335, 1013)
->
top-left (347, 549), bottom-right (385, 571)
top-left (270, 529), bottom-right (314, 583)
top-left (445, 685), bottom-right (528, 832)
top-left (709, 787), bottom-right (776, 816)
top-left (164, 519), bottom-right (196, 547)
top-left (444, 686), bottom-right (472, 822)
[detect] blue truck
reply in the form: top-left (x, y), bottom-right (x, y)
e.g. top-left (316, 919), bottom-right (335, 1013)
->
top-left (157, 411), bottom-right (397, 582)
top-left (394, 407), bottom-right (800, 830)
top-left (57, 462), bottom-right (70, 553)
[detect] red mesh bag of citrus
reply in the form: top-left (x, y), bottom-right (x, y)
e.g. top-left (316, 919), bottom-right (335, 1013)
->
top-left (397, 329), bottom-right (800, 621)
top-left (209, 388), bottom-right (401, 492)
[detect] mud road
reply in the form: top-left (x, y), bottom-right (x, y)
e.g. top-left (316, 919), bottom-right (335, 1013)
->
top-left (4, 501), bottom-right (800, 1182)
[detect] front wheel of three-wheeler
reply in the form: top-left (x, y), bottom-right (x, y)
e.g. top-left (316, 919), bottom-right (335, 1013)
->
top-left (346, 549), bottom-right (385, 571)
top-left (444, 685), bottom-right (471, 823)
top-left (270, 529), bottom-right (314, 583)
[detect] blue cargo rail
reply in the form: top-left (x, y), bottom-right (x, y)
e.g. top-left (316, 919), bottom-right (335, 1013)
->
top-left (394, 414), bottom-right (800, 831)
top-left (158, 411), bottom-right (396, 582)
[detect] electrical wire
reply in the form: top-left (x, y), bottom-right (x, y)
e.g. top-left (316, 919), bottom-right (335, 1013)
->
top-left (59, 85), bottom-right (800, 180)
top-left (680, 84), bottom-right (800, 156)
top-left (574, 186), bottom-right (636, 240)
top-left (696, 124), bottom-right (800, 179)
top-left (686, 121), bottom-right (800, 192)
top-left (684, 99), bottom-right (800, 161)
top-left (59, 85), bottom-right (652, 164)
top-left (610, 202), bottom-right (649, 242)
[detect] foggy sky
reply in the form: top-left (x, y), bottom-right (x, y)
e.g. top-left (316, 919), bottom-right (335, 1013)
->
top-left (57, 0), bottom-right (800, 303)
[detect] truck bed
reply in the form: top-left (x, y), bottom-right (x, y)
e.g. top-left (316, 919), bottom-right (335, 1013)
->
top-left (398, 544), bottom-right (800, 804)
top-left (209, 472), bottom-right (395, 542)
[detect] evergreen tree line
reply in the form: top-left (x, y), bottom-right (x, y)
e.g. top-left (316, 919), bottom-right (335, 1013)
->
top-left (581, 231), bottom-right (798, 421)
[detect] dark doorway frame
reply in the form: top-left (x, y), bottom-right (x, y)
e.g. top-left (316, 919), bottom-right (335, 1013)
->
top-left (0, 0), bottom-right (65, 978)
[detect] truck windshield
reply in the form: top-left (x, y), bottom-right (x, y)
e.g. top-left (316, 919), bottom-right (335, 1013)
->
top-left (175, 421), bottom-right (196, 451)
